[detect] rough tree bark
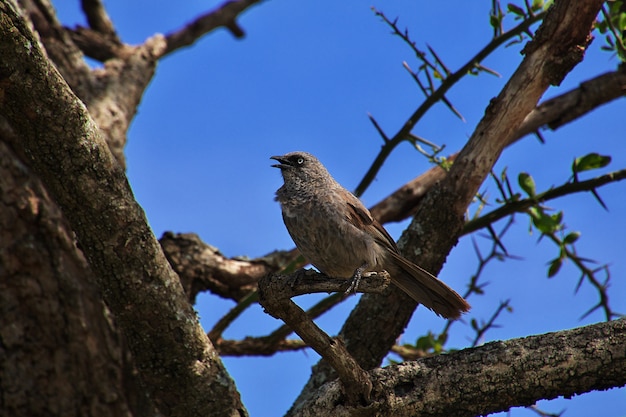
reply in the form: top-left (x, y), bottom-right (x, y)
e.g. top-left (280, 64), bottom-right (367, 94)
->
top-left (1, 1), bottom-right (247, 416)
top-left (0, 0), bottom-right (623, 417)
top-left (288, 319), bottom-right (626, 417)
top-left (0, 137), bottom-right (150, 417)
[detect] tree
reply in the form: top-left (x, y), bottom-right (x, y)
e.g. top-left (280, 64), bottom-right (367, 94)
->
top-left (1, 0), bottom-right (625, 416)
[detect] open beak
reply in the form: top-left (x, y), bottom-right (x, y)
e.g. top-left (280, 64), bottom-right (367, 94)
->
top-left (270, 155), bottom-right (291, 169)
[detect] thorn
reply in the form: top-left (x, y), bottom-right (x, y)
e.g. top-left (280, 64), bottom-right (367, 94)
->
top-left (226, 21), bottom-right (245, 38)
top-left (591, 188), bottom-right (608, 211)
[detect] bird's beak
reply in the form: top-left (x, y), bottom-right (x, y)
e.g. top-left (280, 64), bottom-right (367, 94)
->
top-left (270, 155), bottom-right (291, 169)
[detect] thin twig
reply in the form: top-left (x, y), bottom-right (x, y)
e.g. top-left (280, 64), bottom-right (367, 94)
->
top-left (601, 5), bottom-right (626, 60)
top-left (470, 300), bottom-right (511, 347)
top-left (369, 67), bottom-right (626, 224)
top-left (208, 291), bottom-right (259, 341)
top-left (214, 293), bottom-right (345, 356)
top-left (441, 218), bottom-right (517, 336)
top-left (355, 9), bottom-right (545, 196)
top-left (463, 170), bottom-right (626, 235)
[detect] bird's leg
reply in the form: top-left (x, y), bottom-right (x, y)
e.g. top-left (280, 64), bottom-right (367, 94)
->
top-left (345, 262), bottom-right (369, 295)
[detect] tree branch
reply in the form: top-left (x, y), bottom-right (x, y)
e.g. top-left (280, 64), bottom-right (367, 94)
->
top-left (80, 0), bottom-right (117, 37)
top-left (163, 0), bottom-right (263, 56)
top-left (516, 65), bottom-right (626, 137)
top-left (160, 232), bottom-right (296, 302)
top-left (24, 0), bottom-right (165, 167)
top-left (355, 8), bottom-right (545, 197)
top-left (0, 2), bottom-right (246, 416)
top-left (258, 273), bottom-right (374, 405)
top-left (289, 319), bottom-right (626, 417)
top-left (68, 26), bottom-right (133, 61)
top-left (259, 269), bottom-right (391, 301)
top-left (216, 337), bottom-right (308, 356)
top-left (68, 0), bottom-right (264, 61)
top-left (212, 292), bottom-right (345, 356)
top-left (370, 66), bottom-right (626, 225)
top-left (463, 169), bottom-right (626, 234)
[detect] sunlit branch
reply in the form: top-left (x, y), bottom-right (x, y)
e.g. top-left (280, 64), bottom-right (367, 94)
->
top-left (355, 8), bottom-right (545, 197)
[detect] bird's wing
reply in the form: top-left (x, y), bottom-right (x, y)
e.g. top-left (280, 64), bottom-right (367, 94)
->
top-left (343, 191), bottom-right (399, 253)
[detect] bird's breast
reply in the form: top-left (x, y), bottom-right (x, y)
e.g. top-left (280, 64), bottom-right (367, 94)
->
top-left (281, 200), bottom-right (385, 278)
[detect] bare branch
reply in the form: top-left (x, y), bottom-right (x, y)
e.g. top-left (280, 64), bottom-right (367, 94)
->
top-left (370, 157), bottom-right (454, 224)
top-left (258, 274), bottom-right (373, 405)
top-left (213, 293), bottom-right (345, 356)
top-left (68, 0), bottom-right (264, 61)
top-left (68, 27), bottom-right (133, 61)
top-left (80, 0), bottom-right (117, 37)
top-left (160, 232), bottom-right (296, 302)
top-left (355, 8), bottom-right (545, 197)
top-left (164, 0), bottom-right (263, 56)
top-left (216, 337), bottom-right (308, 356)
top-left (369, 67), bottom-right (626, 224)
top-left (516, 65), bottom-right (626, 138)
top-left (259, 269), bottom-right (391, 301)
top-left (469, 299), bottom-right (511, 347)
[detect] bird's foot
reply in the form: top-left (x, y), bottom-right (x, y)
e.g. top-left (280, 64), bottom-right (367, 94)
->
top-left (345, 263), bottom-right (368, 295)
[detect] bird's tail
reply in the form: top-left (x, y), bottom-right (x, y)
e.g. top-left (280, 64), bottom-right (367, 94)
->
top-left (386, 251), bottom-right (470, 319)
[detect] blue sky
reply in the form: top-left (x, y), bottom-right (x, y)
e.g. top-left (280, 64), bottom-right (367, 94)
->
top-left (57, 2), bottom-right (625, 416)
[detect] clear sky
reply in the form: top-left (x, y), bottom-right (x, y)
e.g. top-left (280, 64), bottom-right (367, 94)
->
top-left (56, 2), bottom-right (625, 416)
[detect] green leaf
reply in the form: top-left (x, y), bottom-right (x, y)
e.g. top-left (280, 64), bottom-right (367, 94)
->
top-left (415, 333), bottom-right (436, 351)
top-left (563, 231), bottom-right (581, 244)
top-left (572, 153), bottom-right (611, 174)
top-left (470, 318), bottom-right (479, 331)
top-left (548, 257), bottom-right (562, 278)
top-left (531, 209), bottom-right (563, 234)
top-left (432, 340), bottom-right (443, 354)
top-left (619, 13), bottom-right (626, 32)
top-left (518, 172), bottom-right (536, 196)
top-left (617, 44), bottom-right (626, 62)
top-left (489, 14), bottom-right (500, 29)
top-left (608, 0), bottom-right (621, 14)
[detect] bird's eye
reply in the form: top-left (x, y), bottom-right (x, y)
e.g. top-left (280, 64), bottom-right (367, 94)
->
top-left (296, 157), bottom-right (304, 165)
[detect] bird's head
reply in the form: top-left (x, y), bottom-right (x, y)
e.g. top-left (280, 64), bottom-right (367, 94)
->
top-left (270, 151), bottom-right (330, 185)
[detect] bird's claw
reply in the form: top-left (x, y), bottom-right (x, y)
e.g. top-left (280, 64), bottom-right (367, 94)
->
top-left (344, 263), bottom-right (367, 295)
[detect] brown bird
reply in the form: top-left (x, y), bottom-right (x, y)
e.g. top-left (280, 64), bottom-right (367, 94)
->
top-left (271, 151), bottom-right (470, 319)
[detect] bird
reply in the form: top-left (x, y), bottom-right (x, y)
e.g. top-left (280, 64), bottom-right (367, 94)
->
top-left (271, 151), bottom-right (470, 319)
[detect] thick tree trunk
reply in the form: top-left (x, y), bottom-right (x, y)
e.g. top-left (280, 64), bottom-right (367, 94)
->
top-left (0, 1), bottom-right (246, 416)
top-left (0, 140), bottom-right (152, 416)
top-left (1, 1), bottom-right (623, 416)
